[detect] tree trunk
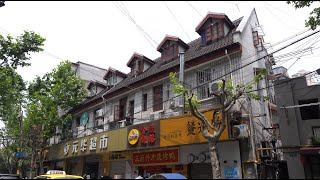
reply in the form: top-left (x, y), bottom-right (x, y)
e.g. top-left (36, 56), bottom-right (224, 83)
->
top-left (209, 141), bottom-right (221, 179)
top-left (39, 149), bottom-right (44, 175)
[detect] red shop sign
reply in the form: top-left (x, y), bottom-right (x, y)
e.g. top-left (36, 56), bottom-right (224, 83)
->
top-left (133, 149), bottom-right (179, 165)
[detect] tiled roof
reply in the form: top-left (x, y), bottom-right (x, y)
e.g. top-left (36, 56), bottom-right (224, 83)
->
top-left (75, 17), bottom-right (243, 107)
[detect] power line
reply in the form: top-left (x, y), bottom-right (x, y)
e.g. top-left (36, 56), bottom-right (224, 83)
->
top-left (280, 102), bottom-right (320, 109)
top-left (112, 1), bottom-right (158, 49)
top-left (163, 1), bottom-right (192, 41)
top-left (185, 1), bottom-right (203, 18)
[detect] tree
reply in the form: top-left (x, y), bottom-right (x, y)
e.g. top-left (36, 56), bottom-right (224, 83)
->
top-left (169, 69), bottom-right (268, 179)
top-left (287, 1), bottom-right (320, 30)
top-left (0, 31), bottom-right (45, 69)
top-left (23, 61), bottom-right (87, 175)
top-left (0, 30), bottom-right (45, 176)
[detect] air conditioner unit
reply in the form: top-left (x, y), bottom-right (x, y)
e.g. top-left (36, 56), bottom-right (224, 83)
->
top-left (169, 97), bottom-right (181, 109)
top-left (233, 124), bottom-right (249, 138)
top-left (209, 81), bottom-right (221, 95)
top-left (95, 109), bottom-right (104, 118)
top-left (117, 120), bottom-right (126, 128)
top-left (94, 119), bottom-right (104, 127)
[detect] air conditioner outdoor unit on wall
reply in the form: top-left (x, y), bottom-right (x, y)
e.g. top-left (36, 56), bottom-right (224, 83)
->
top-left (209, 81), bottom-right (221, 95)
top-left (95, 109), bottom-right (104, 118)
top-left (233, 124), bottom-right (249, 138)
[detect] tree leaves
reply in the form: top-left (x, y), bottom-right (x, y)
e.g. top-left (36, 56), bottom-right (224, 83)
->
top-left (287, 1), bottom-right (320, 30)
top-left (0, 31), bottom-right (45, 69)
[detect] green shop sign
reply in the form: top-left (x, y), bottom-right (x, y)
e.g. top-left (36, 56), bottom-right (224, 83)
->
top-left (80, 112), bottom-right (89, 126)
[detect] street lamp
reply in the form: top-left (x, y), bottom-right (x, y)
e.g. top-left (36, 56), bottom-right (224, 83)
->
top-left (0, 1), bottom-right (5, 7)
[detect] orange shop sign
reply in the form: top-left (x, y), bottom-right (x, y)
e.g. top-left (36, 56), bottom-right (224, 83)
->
top-left (160, 110), bottom-right (229, 147)
top-left (133, 149), bottom-right (179, 165)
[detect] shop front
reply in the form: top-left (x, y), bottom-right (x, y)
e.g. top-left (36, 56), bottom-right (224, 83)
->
top-left (159, 110), bottom-right (242, 179)
top-left (48, 128), bottom-right (128, 177)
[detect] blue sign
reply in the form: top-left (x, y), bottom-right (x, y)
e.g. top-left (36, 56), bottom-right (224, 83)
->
top-left (14, 152), bottom-right (27, 158)
top-left (224, 167), bottom-right (239, 179)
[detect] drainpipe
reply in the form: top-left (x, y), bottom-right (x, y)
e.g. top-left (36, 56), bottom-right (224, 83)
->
top-left (179, 52), bottom-right (185, 115)
top-left (225, 49), bottom-right (233, 86)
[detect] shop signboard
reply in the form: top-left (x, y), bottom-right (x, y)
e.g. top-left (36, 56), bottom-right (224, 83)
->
top-left (160, 110), bottom-right (228, 147)
top-left (127, 121), bottom-right (160, 149)
top-left (224, 167), bottom-right (239, 179)
top-left (132, 148), bottom-right (179, 165)
top-left (48, 128), bottom-right (127, 160)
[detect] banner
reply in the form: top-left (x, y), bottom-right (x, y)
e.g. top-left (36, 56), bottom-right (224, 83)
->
top-left (133, 149), bottom-right (179, 165)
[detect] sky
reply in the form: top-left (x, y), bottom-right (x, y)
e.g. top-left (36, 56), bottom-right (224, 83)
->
top-left (1, 1), bottom-right (320, 128)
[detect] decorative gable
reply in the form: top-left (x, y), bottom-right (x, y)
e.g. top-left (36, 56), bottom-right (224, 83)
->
top-left (127, 53), bottom-right (154, 76)
top-left (103, 67), bottom-right (127, 86)
top-left (157, 35), bottom-right (189, 63)
top-left (87, 80), bottom-right (107, 97)
top-left (195, 12), bottom-right (235, 47)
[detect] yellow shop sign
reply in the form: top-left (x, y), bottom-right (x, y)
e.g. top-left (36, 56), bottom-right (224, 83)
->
top-left (128, 129), bottom-right (140, 145)
top-left (160, 110), bottom-right (229, 147)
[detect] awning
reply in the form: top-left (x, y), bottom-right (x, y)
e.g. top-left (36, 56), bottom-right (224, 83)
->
top-left (300, 147), bottom-right (320, 155)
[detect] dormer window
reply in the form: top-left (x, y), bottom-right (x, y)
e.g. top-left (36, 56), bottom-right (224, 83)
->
top-left (201, 22), bottom-right (224, 46)
top-left (103, 67), bottom-right (127, 86)
top-left (157, 35), bottom-right (189, 64)
top-left (107, 75), bottom-right (117, 86)
top-left (196, 12), bottom-right (234, 47)
top-left (127, 53), bottom-right (154, 77)
top-left (162, 44), bottom-right (176, 62)
top-left (90, 85), bottom-right (96, 96)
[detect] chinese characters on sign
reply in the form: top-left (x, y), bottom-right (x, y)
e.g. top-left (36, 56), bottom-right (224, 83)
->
top-left (100, 135), bottom-right (108, 149)
top-left (132, 149), bottom-right (179, 165)
top-left (72, 141), bottom-right (78, 154)
top-left (64, 135), bottom-right (108, 156)
top-left (186, 117), bottom-right (220, 136)
top-left (89, 137), bottom-right (97, 150)
top-left (140, 124), bottom-right (156, 145)
top-left (64, 143), bottom-right (70, 156)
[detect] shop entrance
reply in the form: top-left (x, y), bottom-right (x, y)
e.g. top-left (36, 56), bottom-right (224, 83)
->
top-left (85, 162), bottom-right (99, 179)
top-left (188, 163), bottom-right (212, 179)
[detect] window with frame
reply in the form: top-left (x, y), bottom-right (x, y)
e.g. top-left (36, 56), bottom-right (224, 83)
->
top-left (90, 85), bottom-right (96, 96)
top-left (299, 98), bottom-right (320, 120)
top-left (202, 22), bottom-right (224, 46)
top-left (113, 76), bottom-right (117, 83)
top-left (129, 100), bottom-right (134, 117)
top-left (253, 31), bottom-right (259, 46)
top-left (197, 68), bottom-right (213, 100)
top-left (142, 94), bottom-right (147, 111)
top-left (153, 85), bottom-right (163, 112)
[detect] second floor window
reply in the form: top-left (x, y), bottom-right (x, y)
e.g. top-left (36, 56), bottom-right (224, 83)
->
top-left (197, 68), bottom-right (213, 100)
top-left (153, 85), bottom-right (163, 112)
top-left (129, 100), bottom-right (134, 117)
top-left (143, 94), bottom-right (148, 111)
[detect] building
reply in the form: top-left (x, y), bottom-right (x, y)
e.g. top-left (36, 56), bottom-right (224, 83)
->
top-left (47, 8), bottom-right (276, 179)
top-left (274, 72), bottom-right (320, 179)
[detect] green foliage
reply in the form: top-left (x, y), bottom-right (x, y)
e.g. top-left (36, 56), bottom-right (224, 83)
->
top-left (169, 72), bottom-right (201, 109)
top-left (24, 61), bottom-right (87, 144)
top-left (287, 1), bottom-right (320, 30)
top-left (0, 31), bottom-right (45, 69)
